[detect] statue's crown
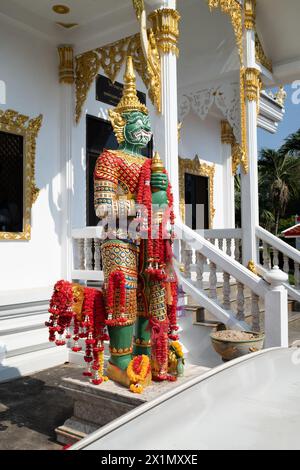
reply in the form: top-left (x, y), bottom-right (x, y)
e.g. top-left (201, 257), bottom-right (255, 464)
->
top-left (114, 56), bottom-right (148, 115)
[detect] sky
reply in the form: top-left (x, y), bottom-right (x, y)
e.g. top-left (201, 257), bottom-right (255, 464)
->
top-left (258, 84), bottom-right (300, 152)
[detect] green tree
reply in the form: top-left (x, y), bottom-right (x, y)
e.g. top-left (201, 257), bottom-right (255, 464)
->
top-left (258, 148), bottom-right (300, 236)
top-left (280, 129), bottom-right (300, 156)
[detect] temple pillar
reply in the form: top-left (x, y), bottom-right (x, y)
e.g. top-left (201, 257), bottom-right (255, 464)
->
top-left (58, 45), bottom-right (74, 280)
top-left (149, 2), bottom-right (180, 214)
top-left (240, 0), bottom-right (261, 266)
top-left (221, 121), bottom-right (235, 228)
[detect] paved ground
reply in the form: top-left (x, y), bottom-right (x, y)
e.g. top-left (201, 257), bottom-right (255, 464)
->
top-left (0, 363), bottom-right (85, 450)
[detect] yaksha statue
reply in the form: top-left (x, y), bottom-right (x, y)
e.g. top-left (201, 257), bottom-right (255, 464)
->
top-left (47, 56), bottom-right (183, 394)
top-left (94, 56), bottom-right (180, 391)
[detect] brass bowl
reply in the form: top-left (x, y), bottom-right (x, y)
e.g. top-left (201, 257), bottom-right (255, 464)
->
top-left (210, 330), bottom-right (265, 362)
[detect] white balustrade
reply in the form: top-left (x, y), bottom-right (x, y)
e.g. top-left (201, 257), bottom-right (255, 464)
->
top-left (256, 225), bottom-right (300, 302)
top-left (72, 227), bottom-right (104, 282)
top-left (176, 221), bottom-right (289, 347)
top-left (200, 228), bottom-right (242, 262)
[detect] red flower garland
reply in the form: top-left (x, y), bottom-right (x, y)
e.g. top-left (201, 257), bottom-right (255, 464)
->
top-left (46, 280), bottom-right (74, 345)
top-left (105, 271), bottom-right (127, 326)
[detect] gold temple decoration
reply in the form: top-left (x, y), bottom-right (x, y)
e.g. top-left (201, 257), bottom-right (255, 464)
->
top-left (255, 33), bottom-right (273, 73)
top-left (57, 22), bottom-right (78, 29)
top-left (148, 8), bottom-right (181, 56)
top-left (179, 156), bottom-right (215, 228)
top-left (52, 5), bottom-right (70, 14)
top-left (0, 109), bottom-right (43, 240)
top-left (274, 86), bottom-right (287, 107)
top-left (132, 0), bottom-right (145, 20)
top-left (247, 260), bottom-right (257, 275)
top-left (58, 45), bottom-right (74, 84)
top-left (221, 120), bottom-right (245, 175)
top-left (207, 0), bottom-right (243, 63)
top-left (245, 67), bottom-right (262, 102)
top-left (244, 0), bottom-right (256, 30)
top-left (75, 32), bottom-right (161, 122)
top-left (221, 120), bottom-right (235, 145)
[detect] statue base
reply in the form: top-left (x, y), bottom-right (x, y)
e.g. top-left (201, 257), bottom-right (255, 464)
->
top-left (55, 364), bottom-right (209, 446)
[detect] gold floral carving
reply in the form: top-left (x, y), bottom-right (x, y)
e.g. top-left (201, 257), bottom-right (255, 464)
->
top-left (207, 0), bottom-right (243, 63)
top-left (244, 0), bottom-right (256, 30)
top-left (58, 45), bottom-right (74, 84)
top-left (255, 33), bottom-right (273, 73)
top-left (221, 120), bottom-right (235, 145)
top-left (132, 0), bottom-right (145, 20)
top-left (179, 156), bottom-right (215, 228)
top-left (221, 120), bottom-right (246, 175)
top-left (148, 8), bottom-right (181, 56)
top-left (0, 109), bottom-right (43, 240)
top-left (244, 67), bottom-right (261, 102)
top-left (75, 33), bottom-right (161, 122)
top-left (239, 67), bottom-right (248, 174)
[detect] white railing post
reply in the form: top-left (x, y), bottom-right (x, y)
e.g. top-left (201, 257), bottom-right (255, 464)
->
top-left (264, 267), bottom-right (289, 348)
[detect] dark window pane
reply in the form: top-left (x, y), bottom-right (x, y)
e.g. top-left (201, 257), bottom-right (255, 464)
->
top-left (184, 173), bottom-right (209, 230)
top-left (0, 131), bottom-right (23, 232)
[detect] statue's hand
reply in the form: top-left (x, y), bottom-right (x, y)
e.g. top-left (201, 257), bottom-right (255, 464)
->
top-left (152, 190), bottom-right (168, 208)
top-left (151, 173), bottom-right (168, 191)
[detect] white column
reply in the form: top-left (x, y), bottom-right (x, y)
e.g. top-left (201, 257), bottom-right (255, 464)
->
top-left (149, 1), bottom-right (180, 214)
top-left (58, 46), bottom-right (74, 281)
top-left (264, 267), bottom-right (289, 348)
top-left (240, 3), bottom-right (260, 266)
top-left (221, 121), bottom-right (235, 228)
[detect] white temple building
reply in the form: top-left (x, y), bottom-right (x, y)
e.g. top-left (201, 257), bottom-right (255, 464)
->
top-left (0, 0), bottom-right (300, 386)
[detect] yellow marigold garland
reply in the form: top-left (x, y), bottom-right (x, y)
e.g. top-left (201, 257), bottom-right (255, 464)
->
top-left (170, 341), bottom-right (184, 359)
top-left (127, 355), bottom-right (150, 384)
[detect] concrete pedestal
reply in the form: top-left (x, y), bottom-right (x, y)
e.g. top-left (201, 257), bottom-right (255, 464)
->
top-left (56, 364), bottom-right (209, 445)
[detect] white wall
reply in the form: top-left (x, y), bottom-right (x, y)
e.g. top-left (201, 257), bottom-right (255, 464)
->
top-left (0, 18), bottom-right (61, 295)
top-left (178, 110), bottom-right (225, 228)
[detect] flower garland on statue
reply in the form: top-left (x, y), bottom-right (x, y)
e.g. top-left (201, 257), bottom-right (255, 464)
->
top-left (105, 270), bottom-right (127, 326)
top-left (47, 282), bottom-right (109, 385)
top-left (127, 355), bottom-right (151, 394)
top-left (46, 280), bottom-right (74, 346)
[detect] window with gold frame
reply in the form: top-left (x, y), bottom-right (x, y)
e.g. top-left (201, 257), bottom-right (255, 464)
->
top-left (179, 155), bottom-right (216, 229)
top-left (0, 109), bottom-right (42, 240)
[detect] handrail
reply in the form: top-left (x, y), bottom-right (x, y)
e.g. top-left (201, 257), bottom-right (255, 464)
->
top-left (201, 228), bottom-right (242, 239)
top-left (256, 226), bottom-right (300, 264)
top-left (176, 221), bottom-right (269, 299)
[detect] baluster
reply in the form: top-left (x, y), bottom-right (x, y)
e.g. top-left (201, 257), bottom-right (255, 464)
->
top-left (294, 262), bottom-right (300, 290)
top-left (263, 242), bottom-right (271, 270)
top-left (251, 292), bottom-right (260, 332)
top-left (223, 271), bottom-right (231, 309)
top-left (210, 238), bottom-right (216, 248)
top-left (273, 248), bottom-right (279, 267)
top-left (218, 238), bottom-right (224, 253)
top-left (283, 255), bottom-right (289, 278)
top-left (226, 238), bottom-right (232, 258)
top-left (234, 238), bottom-right (241, 263)
top-left (94, 239), bottom-right (101, 271)
top-left (195, 251), bottom-right (206, 290)
top-left (236, 282), bottom-right (245, 321)
top-left (209, 261), bottom-right (217, 299)
top-left (85, 238), bottom-right (93, 270)
top-left (182, 241), bottom-right (193, 279)
top-left (78, 239), bottom-right (85, 270)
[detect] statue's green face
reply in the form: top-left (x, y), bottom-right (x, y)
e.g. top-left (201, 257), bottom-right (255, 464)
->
top-left (123, 111), bottom-right (152, 148)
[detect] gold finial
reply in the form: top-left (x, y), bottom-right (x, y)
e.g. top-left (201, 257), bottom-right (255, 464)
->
top-left (113, 56), bottom-right (148, 115)
top-left (151, 151), bottom-right (164, 173)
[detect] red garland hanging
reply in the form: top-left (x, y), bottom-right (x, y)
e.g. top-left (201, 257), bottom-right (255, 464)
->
top-left (105, 270), bottom-right (127, 326)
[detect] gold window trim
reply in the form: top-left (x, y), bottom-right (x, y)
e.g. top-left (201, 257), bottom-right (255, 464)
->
top-left (179, 156), bottom-right (215, 229)
top-left (0, 109), bottom-right (43, 241)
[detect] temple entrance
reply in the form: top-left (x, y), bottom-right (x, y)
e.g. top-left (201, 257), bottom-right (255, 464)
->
top-left (86, 114), bottom-right (153, 226)
top-left (184, 173), bottom-right (209, 230)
